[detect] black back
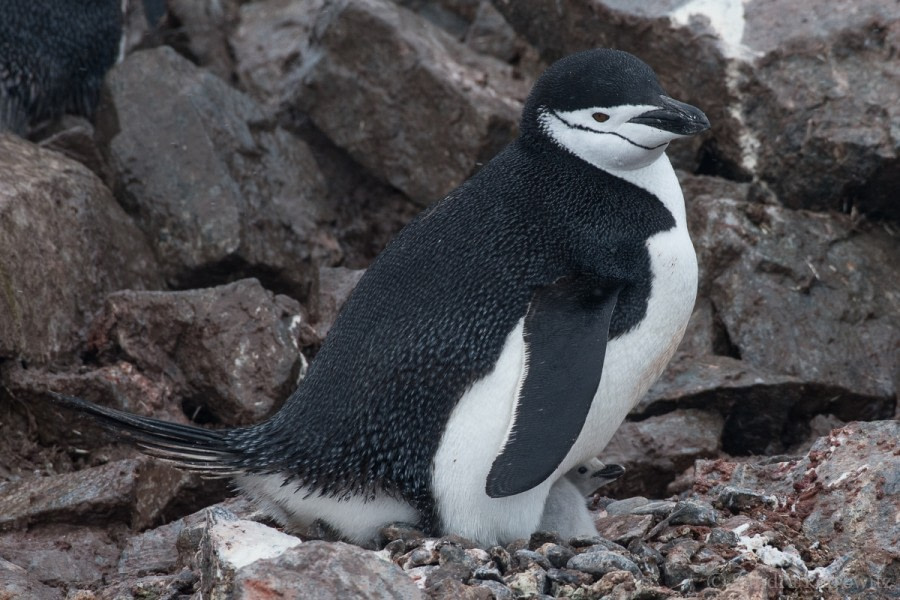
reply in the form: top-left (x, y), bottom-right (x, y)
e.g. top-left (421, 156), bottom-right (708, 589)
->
top-left (228, 125), bottom-right (676, 521)
top-left (0, 0), bottom-right (121, 133)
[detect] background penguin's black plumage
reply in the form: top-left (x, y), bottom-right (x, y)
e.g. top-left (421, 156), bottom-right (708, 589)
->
top-left (0, 0), bottom-right (122, 134)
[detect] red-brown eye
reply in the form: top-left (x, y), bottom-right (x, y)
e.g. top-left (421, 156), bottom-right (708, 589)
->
top-left (592, 112), bottom-right (609, 123)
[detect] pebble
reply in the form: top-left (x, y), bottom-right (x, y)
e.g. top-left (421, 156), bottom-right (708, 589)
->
top-left (604, 496), bottom-right (650, 515)
top-left (536, 542), bottom-right (574, 568)
top-left (567, 550), bottom-right (642, 578)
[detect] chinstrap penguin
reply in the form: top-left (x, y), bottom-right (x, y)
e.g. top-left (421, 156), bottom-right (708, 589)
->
top-left (53, 48), bottom-right (708, 547)
top-left (541, 459), bottom-right (626, 540)
top-left (0, 0), bottom-right (122, 135)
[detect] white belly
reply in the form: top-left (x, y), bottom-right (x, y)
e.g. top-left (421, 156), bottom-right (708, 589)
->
top-left (432, 158), bottom-right (697, 547)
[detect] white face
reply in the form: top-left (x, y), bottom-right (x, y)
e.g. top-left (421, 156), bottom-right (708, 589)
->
top-left (539, 105), bottom-right (687, 172)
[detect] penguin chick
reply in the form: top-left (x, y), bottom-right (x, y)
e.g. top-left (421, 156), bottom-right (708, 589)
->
top-left (567, 458), bottom-right (626, 497)
top-left (0, 0), bottom-right (122, 135)
top-left (52, 48), bottom-right (708, 548)
top-left (537, 459), bottom-right (626, 540)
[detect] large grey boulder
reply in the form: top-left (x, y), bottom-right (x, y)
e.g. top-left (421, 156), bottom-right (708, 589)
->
top-left (98, 46), bottom-right (340, 298)
top-left (232, 0), bottom-right (527, 204)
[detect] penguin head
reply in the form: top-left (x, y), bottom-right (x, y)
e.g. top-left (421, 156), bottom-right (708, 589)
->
top-left (522, 48), bottom-right (710, 171)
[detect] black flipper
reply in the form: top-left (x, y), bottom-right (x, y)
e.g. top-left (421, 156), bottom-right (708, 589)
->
top-left (485, 278), bottom-right (621, 498)
top-left (50, 393), bottom-right (242, 475)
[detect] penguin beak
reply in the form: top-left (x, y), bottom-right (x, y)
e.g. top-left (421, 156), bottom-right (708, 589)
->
top-left (628, 96), bottom-right (710, 136)
top-left (593, 463), bottom-right (625, 481)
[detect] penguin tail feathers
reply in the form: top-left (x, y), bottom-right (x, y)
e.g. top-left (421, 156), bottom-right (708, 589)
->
top-left (50, 393), bottom-right (243, 476)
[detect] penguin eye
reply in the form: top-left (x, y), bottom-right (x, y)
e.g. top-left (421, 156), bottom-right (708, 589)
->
top-left (577, 466), bottom-right (588, 474)
top-left (592, 112), bottom-right (609, 123)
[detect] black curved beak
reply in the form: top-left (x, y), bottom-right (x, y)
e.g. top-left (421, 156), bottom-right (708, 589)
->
top-left (593, 463), bottom-right (625, 482)
top-left (628, 95), bottom-right (710, 136)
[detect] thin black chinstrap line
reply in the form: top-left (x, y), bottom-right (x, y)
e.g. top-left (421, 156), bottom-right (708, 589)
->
top-left (547, 109), bottom-right (668, 151)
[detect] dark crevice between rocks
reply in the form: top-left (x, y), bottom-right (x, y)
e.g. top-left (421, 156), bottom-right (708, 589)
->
top-left (710, 304), bottom-right (741, 360)
top-left (180, 396), bottom-right (221, 426)
top-left (172, 256), bottom-right (314, 305)
top-left (695, 137), bottom-right (752, 183)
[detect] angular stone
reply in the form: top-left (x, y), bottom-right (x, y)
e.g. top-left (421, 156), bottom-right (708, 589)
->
top-left (166, 0), bottom-right (242, 80)
top-left (199, 506), bottom-right (303, 598)
top-left (98, 46), bottom-right (339, 296)
top-left (494, 1), bottom-right (900, 219)
top-left (233, 0), bottom-right (526, 204)
top-left (0, 524), bottom-right (123, 588)
top-left (689, 194), bottom-right (900, 400)
top-left (231, 540), bottom-right (424, 599)
top-left (0, 557), bottom-right (62, 600)
top-left (0, 458), bottom-right (194, 531)
top-left (593, 514), bottom-right (654, 547)
top-left (86, 279), bottom-right (304, 424)
top-left (0, 135), bottom-right (161, 363)
top-left (567, 551), bottom-right (641, 579)
top-left (306, 266), bottom-right (366, 344)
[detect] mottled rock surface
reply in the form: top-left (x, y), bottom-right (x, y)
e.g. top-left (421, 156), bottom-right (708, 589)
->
top-left (86, 279), bottom-right (304, 425)
top-left (98, 46), bottom-right (340, 297)
top-left (233, 0), bottom-right (526, 204)
top-left (0, 135), bottom-right (161, 363)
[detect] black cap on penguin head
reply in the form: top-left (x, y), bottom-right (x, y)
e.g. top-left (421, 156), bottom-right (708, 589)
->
top-left (520, 49), bottom-right (667, 136)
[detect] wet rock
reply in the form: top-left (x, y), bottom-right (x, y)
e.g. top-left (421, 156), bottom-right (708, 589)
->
top-left (567, 550), bottom-right (641, 579)
top-left (602, 409), bottom-right (724, 497)
top-left (199, 506), bottom-right (302, 598)
top-left (86, 279), bottom-right (304, 425)
top-left (0, 135), bottom-right (161, 363)
top-left (98, 46), bottom-right (339, 296)
top-left (233, 0), bottom-right (526, 204)
top-left (494, 0), bottom-right (900, 219)
top-left (231, 540), bottom-right (424, 599)
top-left (0, 524), bottom-right (123, 588)
top-left (0, 557), bottom-right (62, 600)
top-left (0, 458), bottom-right (195, 531)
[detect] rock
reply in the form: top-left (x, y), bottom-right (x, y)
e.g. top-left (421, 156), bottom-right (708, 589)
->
top-left (306, 266), bottom-right (366, 344)
top-left (0, 524), bottom-right (123, 588)
top-left (0, 557), bottom-right (62, 600)
top-left (36, 116), bottom-right (111, 182)
top-left (118, 518), bottom-right (188, 577)
top-left (503, 566), bottom-right (548, 597)
top-left (474, 579), bottom-right (514, 600)
top-left (715, 486), bottom-right (777, 513)
top-left (231, 540), bottom-right (424, 599)
top-left (694, 421), bottom-right (900, 590)
top-left (0, 135), bottom-right (161, 363)
top-left (0, 458), bottom-right (197, 531)
top-left (199, 506), bottom-right (303, 598)
top-left (86, 279), bottom-right (304, 425)
top-left (166, 0), bottom-right (242, 80)
top-left (593, 514), bottom-right (654, 547)
top-left (689, 192), bottom-right (900, 400)
top-left (601, 409), bottom-right (724, 497)
top-left (464, 1), bottom-right (519, 62)
top-left (668, 500), bottom-right (719, 527)
top-left (232, 0), bottom-right (526, 204)
top-left (567, 551), bottom-right (641, 579)
top-left (493, 0), bottom-right (900, 219)
top-left (97, 46), bottom-right (339, 297)
top-left (535, 543), bottom-right (573, 569)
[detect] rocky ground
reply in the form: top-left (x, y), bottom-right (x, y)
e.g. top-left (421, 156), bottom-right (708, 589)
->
top-left (0, 0), bottom-right (897, 599)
